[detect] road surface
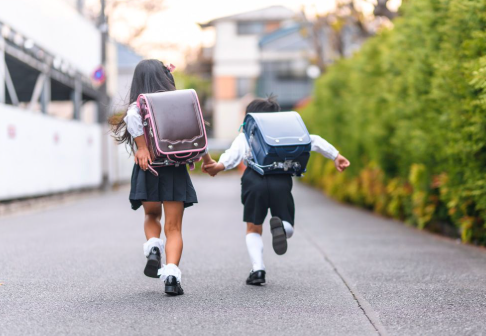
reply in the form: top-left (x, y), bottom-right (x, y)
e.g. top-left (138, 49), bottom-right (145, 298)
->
top-left (1, 175), bottom-right (486, 336)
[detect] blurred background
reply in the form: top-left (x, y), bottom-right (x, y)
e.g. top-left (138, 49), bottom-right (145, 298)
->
top-left (2, 0), bottom-right (486, 245)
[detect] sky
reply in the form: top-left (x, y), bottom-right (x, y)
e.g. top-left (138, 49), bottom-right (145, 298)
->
top-left (87, 0), bottom-right (401, 67)
top-left (145, 0), bottom-right (342, 48)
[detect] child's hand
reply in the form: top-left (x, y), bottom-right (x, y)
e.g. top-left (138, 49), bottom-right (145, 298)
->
top-left (201, 160), bottom-right (215, 175)
top-left (201, 160), bottom-right (215, 174)
top-left (135, 147), bottom-right (152, 171)
top-left (202, 153), bottom-right (214, 165)
top-left (201, 153), bottom-right (219, 176)
top-left (202, 162), bottom-right (225, 177)
top-left (334, 154), bottom-right (350, 172)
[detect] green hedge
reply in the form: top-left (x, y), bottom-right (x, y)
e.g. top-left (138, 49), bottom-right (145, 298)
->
top-left (301, 0), bottom-right (486, 244)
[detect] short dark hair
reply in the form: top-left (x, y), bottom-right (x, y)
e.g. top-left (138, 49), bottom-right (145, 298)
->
top-left (245, 96), bottom-right (281, 114)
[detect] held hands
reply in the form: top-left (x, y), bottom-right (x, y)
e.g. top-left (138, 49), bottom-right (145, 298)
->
top-left (201, 155), bottom-right (349, 175)
top-left (202, 161), bottom-right (225, 177)
top-left (334, 154), bottom-right (350, 172)
top-left (200, 152), bottom-right (349, 175)
top-left (201, 153), bottom-right (222, 177)
top-left (134, 147), bottom-right (152, 171)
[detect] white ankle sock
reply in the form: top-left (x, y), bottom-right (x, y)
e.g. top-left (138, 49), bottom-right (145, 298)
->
top-left (282, 221), bottom-right (294, 238)
top-left (246, 233), bottom-right (265, 271)
top-left (160, 263), bottom-right (182, 282)
top-left (143, 237), bottom-right (164, 257)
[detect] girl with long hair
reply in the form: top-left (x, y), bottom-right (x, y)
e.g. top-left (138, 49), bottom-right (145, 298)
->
top-left (109, 59), bottom-right (215, 295)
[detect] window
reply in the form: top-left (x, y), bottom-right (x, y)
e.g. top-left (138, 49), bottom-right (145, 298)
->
top-left (275, 61), bottom-right (307, 80)
top-left (236, 78), bottom-right (254, 98)
top-left (237, 21), bottom-right (265, 35)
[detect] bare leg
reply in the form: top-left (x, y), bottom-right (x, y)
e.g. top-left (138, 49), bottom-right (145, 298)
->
top-left (163, 201), bottom-right (184, 265)
top-left (141, 202), bottom-right (163, 278)
top-left (142, 202), bottom-right (162, 239)
top-left (247, 222), bottom-right (263, 235)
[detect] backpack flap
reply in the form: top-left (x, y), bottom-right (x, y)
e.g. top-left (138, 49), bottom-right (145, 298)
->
top-left (243, 112), bottom-right (311, 176)
top-left (141, 89), bottom-right (207, 155)
top-left (249, 111), bottom-right (311, 143)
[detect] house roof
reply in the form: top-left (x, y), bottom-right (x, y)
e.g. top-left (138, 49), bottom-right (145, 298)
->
top-left (117, 43), bottom-right (143, 69)
top-left (199, 6), bottom-right (295, 28)
top-left (258, 22), bottom-right (315, 52)
top-left (259, 23), bottom-right (302, 46)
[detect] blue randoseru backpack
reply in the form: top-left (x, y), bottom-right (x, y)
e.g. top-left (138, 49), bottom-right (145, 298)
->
top-left (243, 111), bottom-right (312, 176)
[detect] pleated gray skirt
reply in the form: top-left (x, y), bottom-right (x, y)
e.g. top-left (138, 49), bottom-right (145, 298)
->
top-left (129, 164), bottom-right (198, 210)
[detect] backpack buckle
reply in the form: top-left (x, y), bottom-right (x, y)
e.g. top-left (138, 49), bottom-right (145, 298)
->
top-left (283, 160), bottom-right (293, 171)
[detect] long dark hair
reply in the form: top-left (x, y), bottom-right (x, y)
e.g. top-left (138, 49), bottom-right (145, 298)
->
top-left (109, 59), bottom-right (176, 150)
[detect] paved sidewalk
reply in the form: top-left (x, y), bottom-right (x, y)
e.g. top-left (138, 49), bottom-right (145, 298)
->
top-left (1, 175), bottom-right (485, 336)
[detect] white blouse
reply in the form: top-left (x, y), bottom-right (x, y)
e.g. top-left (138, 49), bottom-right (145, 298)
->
top-left (219, 133), bottom-right (339, 171)
top-left (123, 103), bottom-right (144, 138)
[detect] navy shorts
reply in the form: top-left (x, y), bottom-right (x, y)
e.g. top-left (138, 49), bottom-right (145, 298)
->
top-left (241, 168), bottom-right (295, 225)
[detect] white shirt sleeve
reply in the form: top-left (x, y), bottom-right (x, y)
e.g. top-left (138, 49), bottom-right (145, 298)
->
top-left (310, 134), bottom-right (339, 160)
top-left (218, 133), bottom-right (248, 171)
top-left (123, 103), bottom-right (144, 138)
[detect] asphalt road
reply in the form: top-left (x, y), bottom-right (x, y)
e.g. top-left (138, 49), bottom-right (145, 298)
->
top-left (1, 174), bottom-right (485, 336)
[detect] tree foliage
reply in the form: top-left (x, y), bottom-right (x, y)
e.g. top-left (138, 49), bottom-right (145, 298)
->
top-left (301, 0), bottom-right (486, 244)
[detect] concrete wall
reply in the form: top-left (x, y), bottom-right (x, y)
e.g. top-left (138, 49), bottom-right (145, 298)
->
top-left (0, 104), bottom-right (102, 200)
top-left (0, 0), bottom-right (101, 77)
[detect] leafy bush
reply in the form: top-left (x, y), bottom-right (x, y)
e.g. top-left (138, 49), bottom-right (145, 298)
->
top-left (301, 0), bottom-right (486, 244)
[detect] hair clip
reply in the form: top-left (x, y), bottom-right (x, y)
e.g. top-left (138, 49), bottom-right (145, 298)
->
top-left (166, 63), bottom-right (176, 73)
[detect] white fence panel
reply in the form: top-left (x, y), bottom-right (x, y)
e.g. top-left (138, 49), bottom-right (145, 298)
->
top-left (0, 105), bottom-right (102, 200)
top-left (107, 132), bottom-right (134, 186)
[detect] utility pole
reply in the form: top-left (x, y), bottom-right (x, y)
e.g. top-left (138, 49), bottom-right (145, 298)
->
top-left (0, 34), bottom-right (5, 104)
top-left (98, 0), bottom-right (109, 124)
top-left (76, 0), bottom-right (85, 14)
top-left (98, 0), bottom-right (110, 190)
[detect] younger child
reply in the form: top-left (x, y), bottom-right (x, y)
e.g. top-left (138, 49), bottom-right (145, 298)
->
top-left (203, 97), bottom-right (349, 285)
top-left (110, 59), bottom-right (215, 295)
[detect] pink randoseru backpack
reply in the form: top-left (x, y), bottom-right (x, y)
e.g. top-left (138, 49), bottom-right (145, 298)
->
top-left (137, 89), bottom-right (208, 176)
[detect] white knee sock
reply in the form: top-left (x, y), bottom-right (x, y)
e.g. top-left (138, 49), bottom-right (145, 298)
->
top-left (282, 221), bottom-right (294, 238)
top-left (143, 237), bottom-right (164, 257)
top-left (246, 233), bottom-right (265, 271)
top-left (160, 263), bottom-right (182, 282)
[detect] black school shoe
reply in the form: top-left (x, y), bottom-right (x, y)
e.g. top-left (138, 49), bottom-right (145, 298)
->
top-left (246, 270), bottom-right (266, 286)
top-left (270, 216), bottom-right (288, 255)
top-left (144, 247), bottom-right (161, 278)
top-left (165, 275), bottom-right (184, 295)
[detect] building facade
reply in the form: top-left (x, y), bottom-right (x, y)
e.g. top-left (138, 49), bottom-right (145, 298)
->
top-left (200, 6), bottom-right (368, 141)
top-left (200, 6), bottom-right (296, 141)
top-left (257, 24), bottom-right (315, 111)
top-left (0, 0), bottom-right (106, 200)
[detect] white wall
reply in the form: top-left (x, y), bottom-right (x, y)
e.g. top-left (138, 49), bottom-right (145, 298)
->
top-left (0, 104), bottom-right (102, 200)
top-left (112, 68), bottom-right (133, 110)
top-left (212, 21), bottom-right (260, 140)
top-left (213, 21), bottom-right (260, 77)
top-left (108, 66), bottom-right (137, 186)
top-left (107, 135), bottom-right (134, 186)
top-left (0, 0), bottom-right (101, 77)
top-left (213, 99), bottom-right (250, 140)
